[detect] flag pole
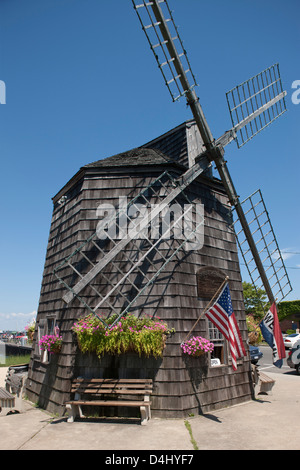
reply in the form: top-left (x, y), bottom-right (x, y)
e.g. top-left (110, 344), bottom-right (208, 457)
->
top-left (181, 276), bottom-right (229, 346)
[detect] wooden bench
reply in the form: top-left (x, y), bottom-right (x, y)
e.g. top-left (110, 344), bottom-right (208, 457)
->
top-left (258, 371), bottom-right (275, 394)
top-left (65, 378), bottom-right (153, 425)
top-left (0, 387), bottom-right (15, 411)
top-left (0, 364), bottom-right (29, 413)
top-left (251, 365), bottom-right (276, 395)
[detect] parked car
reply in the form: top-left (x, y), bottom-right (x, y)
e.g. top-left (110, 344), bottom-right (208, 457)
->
top-left (249, 344), bottom-right (263, 365)
top-left (287, 339), bottom-right (300, 375)
top-left (283, 333), bottom-right (300, 349)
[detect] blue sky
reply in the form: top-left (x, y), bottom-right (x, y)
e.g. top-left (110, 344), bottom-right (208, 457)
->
top-left (0, 0), bottom-right (299, 331)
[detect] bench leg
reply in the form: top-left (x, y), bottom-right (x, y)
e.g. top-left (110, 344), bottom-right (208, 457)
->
top-left (140, 405), bottom-right (151, 425)
top-left (66, 403), bottom-right (79, 423)
top-left (140, 406), bottom-right (148, 425)
top-left (140, 394), bottom-right (151, 425)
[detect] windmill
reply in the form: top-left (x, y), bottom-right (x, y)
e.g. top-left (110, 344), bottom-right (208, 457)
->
top-left (26, 0), bottom-right (292, 418)
top-left (54, 0), bottom-right (291, 325)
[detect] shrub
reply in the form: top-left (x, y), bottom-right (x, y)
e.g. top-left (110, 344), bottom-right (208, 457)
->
top-left (25, 318), bottom-right (36, 342)
top-left (72, 313), bottom-right (174, 359)
top-left (246, 314), bottom-right (262, 345)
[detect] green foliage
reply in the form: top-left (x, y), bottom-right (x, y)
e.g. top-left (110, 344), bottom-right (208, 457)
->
top-left (72, 313), bottom-right (174, 359)
top-left (246, 314), bottom-right (262, 344)
top-left (184, 420), bottom-right (199, 450)
top-left (277, 300), bottom-right (300, 321)
top-left (286, 329), bottom-right (296, 335)
top-left (243, 282), bottom-right (268, 321)
top-left (0, 354), bottom-right (31, 367)
top-left (25, 318), bottom-right (36, 334)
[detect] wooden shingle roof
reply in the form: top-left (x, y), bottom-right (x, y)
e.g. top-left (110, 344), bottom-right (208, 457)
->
top-left (83, 147), bottom-right (182, 169)
top-left (53, 121), bottom-right (208, 203)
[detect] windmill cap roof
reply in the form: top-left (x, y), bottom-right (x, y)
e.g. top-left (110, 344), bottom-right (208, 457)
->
top-left (83, 147), bottom-right (184, 169)
top-left (52, 147), bottom-right (185, 204)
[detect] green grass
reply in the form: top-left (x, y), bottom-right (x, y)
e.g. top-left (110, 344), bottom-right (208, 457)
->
top-left (184, 419), bottom-right (199, 450)
top-left (0, 354), bottom-right (31, 367)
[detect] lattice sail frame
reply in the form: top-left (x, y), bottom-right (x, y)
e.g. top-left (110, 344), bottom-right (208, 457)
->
top-left (132, 0), bottom-right (198, 102)
top-left (226, 64), bottom-right (287, 148)
top-left (233, 189), bottom-right (292, 303)
top-left (54, 170), bottom-right (205, 329)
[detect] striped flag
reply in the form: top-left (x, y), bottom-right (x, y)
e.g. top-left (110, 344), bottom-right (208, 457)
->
top-left (259, 302), bottom-right (286, 368)
top-left (205, 283), bottom-right (246, 370)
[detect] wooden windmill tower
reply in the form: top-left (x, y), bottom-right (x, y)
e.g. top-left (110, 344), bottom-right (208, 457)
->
top-left (26, 0), bottom-right (291, 418)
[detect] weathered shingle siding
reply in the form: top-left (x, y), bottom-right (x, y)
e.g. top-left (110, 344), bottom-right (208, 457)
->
top-left (26, 137), bottom-right (252, 418)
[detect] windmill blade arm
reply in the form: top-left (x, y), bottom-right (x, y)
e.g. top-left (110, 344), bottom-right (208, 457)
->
top-left (215, 129), bottom-right (237, 148)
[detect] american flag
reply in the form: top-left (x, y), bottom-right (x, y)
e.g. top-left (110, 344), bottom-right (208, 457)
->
top-left (205, 283), bottom-right (246, 370)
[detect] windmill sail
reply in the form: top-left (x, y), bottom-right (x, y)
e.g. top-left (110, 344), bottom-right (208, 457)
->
top-left (225, 64), bottom-right (287, 148)
top-left (233, 189), bottom-right (292, 302)
top-left (133, 0), bottom-right (198, 103)
top-left (132, 0), bottom-right (214, 150)
top-left (131, 0), bottom-right (291, 304)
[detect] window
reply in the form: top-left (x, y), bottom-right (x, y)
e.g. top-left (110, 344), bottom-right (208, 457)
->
top-left (35, 315), bottom-right (57, 363)
top-left (208, 320), bottom-right (226, 366)
top-left (34, 319), bottom-right (45, 357)
top-left (47, 317), bottom-right (55, 336)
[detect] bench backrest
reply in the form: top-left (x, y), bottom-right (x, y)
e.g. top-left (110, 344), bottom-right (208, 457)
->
top-left (71, 378), bottom-right (153, 396)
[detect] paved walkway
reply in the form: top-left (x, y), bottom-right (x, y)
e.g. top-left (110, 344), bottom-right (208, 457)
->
top-left (0, 367), bottom-right (299, 450)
